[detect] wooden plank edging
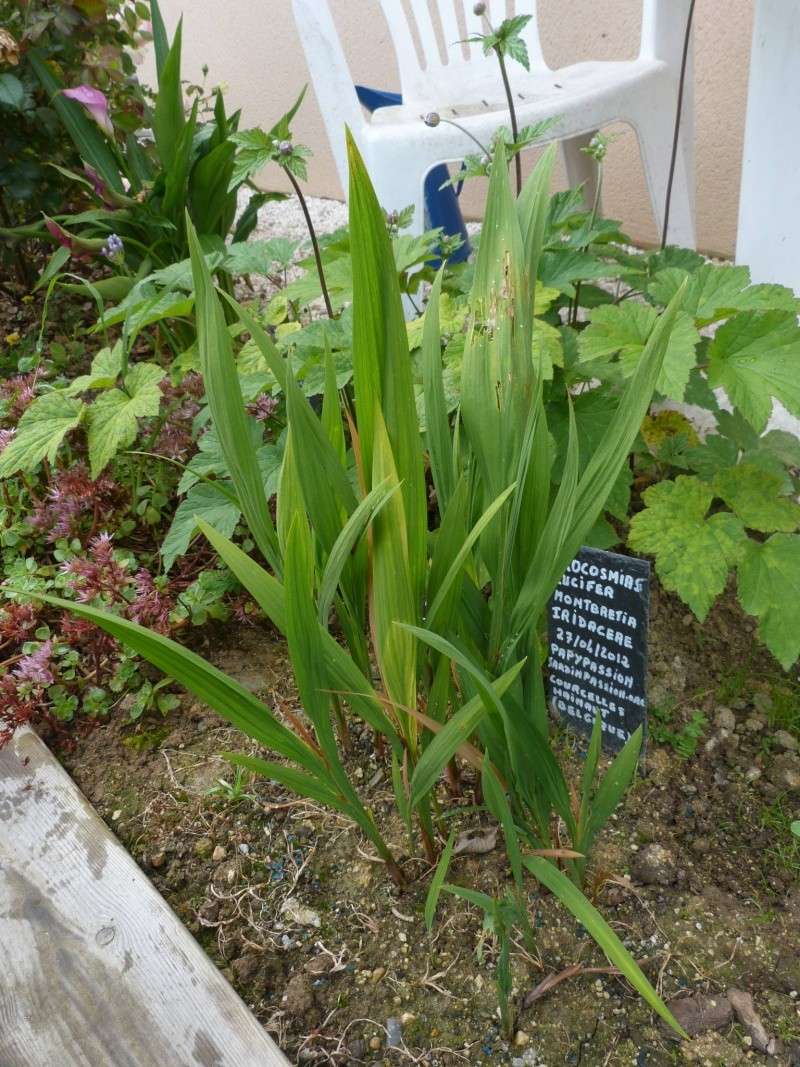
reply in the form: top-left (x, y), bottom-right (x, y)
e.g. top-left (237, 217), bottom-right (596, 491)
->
top-left (0, 728), bottom-right (290, 1067)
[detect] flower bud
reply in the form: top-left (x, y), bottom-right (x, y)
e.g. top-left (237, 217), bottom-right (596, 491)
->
top-left (473, 2), bottom-right (487, 16)
top-left (424, 112), bottom-right (441, 128)
top-left (278, 140), bottom-right (293, 157)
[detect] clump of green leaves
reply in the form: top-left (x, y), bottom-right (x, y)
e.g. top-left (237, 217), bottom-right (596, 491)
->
top-left (19, 132), bottom-right (688, 1037)
top-left (0, 342), bottom-right (164, 481)
top-left (649, 701), bottom-right (707, 759)
top-left (2, 0), bottom-right (292, 311)
top-left (616, 268), bottom-right (800, 668)
top-left (0, 0), bottom-right (149, 285)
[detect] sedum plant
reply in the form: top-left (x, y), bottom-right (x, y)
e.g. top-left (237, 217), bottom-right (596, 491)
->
top-left (12, 133), bottom-right (687, 1035)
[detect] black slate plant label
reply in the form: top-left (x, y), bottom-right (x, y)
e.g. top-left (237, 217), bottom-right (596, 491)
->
top-left (547, 546), bottom-right (650, 753)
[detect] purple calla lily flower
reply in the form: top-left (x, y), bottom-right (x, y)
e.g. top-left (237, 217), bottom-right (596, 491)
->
top-left (62, 85), bottom-right (113, 137)
top-left (44, 218), bottom-right (75, 250)
top-left (83, 163), bottom-right (106, 199)
top-left (44, 217), bottom-right (106, 260)
top-left (82, 163), bottom-right (135, 209)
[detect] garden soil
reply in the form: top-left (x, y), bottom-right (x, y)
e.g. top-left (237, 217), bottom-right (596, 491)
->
top-left (53, 580), bottom-right (800, 1067)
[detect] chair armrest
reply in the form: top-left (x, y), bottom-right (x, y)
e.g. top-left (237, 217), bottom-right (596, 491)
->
top-left (639, 0), bottom-right (694, 63)
top-left (291, 0), bottom-right (365, 189)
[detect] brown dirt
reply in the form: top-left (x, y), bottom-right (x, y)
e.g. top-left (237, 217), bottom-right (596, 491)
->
top-left (51, 584), bottom-right (800, 1067)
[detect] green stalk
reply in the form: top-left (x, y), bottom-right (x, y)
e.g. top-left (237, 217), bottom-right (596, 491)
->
top-left (283, 165), bottom-right (334, 318)
top-left (495, 48), bottom-right (522, 196)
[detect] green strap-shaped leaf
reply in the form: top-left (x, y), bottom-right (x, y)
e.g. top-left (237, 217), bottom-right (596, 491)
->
top-left (317, 478), bottom-right (398, 625)
top-left (517, 143), bottom-right (556, 288)
top-left (14, 591), bottom-right (323, 775)
top-left (189, 141), bottom-right (236, 235)
top-left (162, 98), bottom-right (198, 224)
top-left (370, 409), bottom-right (418, 727)
top-left (424, 830), bottom-right (455, 930)
top-left (224, 753), bottom-right (347, 812)
top-left (346, 129), bottom-right (427, 605)
top-left (284, 515), bottom-right (395, 853)
top-left (510, 395), bottom-right (579, 638)
top-left (427, 481), bottom-right (516, 629)
top-left (221, 292), bottom-right (357, 519)
top-left (421, 268), bottom-right (455, 510)
top-left (150, 0), bottom-right (170, 78)
top-left (188, 217), bottom-right (281, 575)
top-left (198, 519), bottom-right (402, 747)
top-left (153, 15), bottom-right (185, 173)
top-left (523, 856), bottom-right (687, 1038)
top-left (409, 660), bottom-right (526, 809)
top-left (482, 754), bottom-right (523, 891)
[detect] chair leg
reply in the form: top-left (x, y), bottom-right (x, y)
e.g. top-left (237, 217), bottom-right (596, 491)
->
top-left (366, 158), bottom-right (426, 236)
top-left (632, 104), bottom-right (696, 249)
top-left (561, 131), bottom-right (601, 213)
top-left (365, 157), bottom-right (427, 317)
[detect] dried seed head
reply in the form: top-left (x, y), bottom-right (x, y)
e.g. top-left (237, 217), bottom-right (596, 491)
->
top-left (473, 2), bottom-right (487, 16)
top-left (423, 112), bottom-right (441, 128)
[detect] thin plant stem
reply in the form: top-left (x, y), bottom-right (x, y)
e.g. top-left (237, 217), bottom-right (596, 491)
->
top-left (477, 8), bottom-right (523, 195)
top-left (495, 50), bottom-right (522, 196)
top-left (283, 165), bottom-right (334, 318)
top-left (661, 0), bottom-right (696, 249)
top-left (437, 117), bottom-right (490, 156)
top-left (569, 163), bottom-right (604, 326)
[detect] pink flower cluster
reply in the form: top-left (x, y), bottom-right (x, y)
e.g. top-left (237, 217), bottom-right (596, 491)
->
top-left (0, 373), bottom-right (36, 420)
top-left (154, 372), bottom-right (204, 459)
top-left (30, 464), bottom-right (121, 542)
top-left (60, 531), bottom-right (131, 602)
top-left (247, 393), bottom-right (280, 423)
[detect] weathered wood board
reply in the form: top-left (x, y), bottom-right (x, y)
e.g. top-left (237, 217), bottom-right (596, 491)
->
top-left (0, 728), bottom-right (289, 1067)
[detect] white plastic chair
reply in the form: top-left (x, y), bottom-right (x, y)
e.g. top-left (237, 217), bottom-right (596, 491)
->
top-left (291, 0), bottom-right (695, 248)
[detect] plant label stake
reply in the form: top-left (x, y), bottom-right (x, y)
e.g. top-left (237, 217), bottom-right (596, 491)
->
top-left (547, 547), bottom-right (650, 753)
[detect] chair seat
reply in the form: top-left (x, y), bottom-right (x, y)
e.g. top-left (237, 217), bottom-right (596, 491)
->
top-left (369, 58), bottom-right (664, 130)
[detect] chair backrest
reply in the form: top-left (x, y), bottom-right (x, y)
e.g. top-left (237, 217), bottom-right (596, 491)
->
top-left (378, 1), bottom-right (546, 106)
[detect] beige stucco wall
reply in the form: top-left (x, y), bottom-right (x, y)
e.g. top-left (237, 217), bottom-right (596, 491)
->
top-left (143, 1), bottom-right (753, 256)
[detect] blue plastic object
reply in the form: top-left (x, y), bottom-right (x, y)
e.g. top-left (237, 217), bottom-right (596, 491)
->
top-left (355, 84), bottom-right (470, 264)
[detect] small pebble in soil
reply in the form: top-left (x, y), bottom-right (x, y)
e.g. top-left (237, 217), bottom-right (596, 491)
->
top-left (212, 845), bottom-right (226, 861)
top-left (385, 1017), bottom-right (402, 1048)
top-left (368, 1036), bottom-right (382, 1051)
top-left (774, 730), bottom-right (798, 752)
top-left (150, 851), bottom-right (166, 869)
top-left (194, 837), bottom-right (213, 858)
top-left (744, 715), bottom-right (765, 733)
top-left (630, 843), bottom-right (677, 886)
top-left (715, 706), bottom-right (736, 732)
